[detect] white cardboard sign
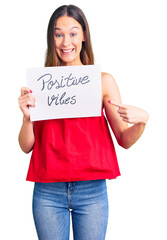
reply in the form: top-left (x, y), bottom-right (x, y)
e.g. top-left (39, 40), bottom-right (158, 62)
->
top-left (26, 65), bottom-right (101, 121)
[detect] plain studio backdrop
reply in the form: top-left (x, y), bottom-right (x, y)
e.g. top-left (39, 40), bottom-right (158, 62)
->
top-left (0, 0), bottom-right (166, 239)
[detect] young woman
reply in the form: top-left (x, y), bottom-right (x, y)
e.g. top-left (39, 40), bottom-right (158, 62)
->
top-left (18, 5), bottom-right (149, 240)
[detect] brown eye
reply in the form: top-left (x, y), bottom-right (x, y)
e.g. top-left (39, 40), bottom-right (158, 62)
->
top-left (55, 34), bottom-right (63, 38)
top-left (70, 33), bottom-right (77, 37)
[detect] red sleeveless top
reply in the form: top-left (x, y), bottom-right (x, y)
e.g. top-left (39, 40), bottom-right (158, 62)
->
top-left (26, 109), bottom-right (120, 182)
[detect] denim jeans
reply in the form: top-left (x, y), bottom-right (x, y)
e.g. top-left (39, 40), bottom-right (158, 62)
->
top-left (32, 180), bottom-right (108, 240)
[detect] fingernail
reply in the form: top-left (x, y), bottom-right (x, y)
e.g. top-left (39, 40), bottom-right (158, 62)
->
top-left (30, 90), bottom-right (32, 93)
top-left (108, 100), bottom-right (111, 103)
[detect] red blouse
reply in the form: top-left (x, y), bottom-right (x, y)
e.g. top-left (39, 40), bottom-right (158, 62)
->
top-left (26, 109), bottom-right (121, 182)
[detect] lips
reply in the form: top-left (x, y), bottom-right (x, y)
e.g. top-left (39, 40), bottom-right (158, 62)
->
top-left (61, 48), bottom-right (75, 53)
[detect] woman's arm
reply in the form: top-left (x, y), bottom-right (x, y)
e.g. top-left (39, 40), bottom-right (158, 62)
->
top-left (18, 118), bottom-right (35, 153)
top-left (18, 87), bottom-right (35, 153)
top-left (102, 73), bottom-right (149, 149)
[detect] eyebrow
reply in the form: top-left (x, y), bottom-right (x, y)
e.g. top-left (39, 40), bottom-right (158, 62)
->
top-left (54, 26), bottom-right (79, 30)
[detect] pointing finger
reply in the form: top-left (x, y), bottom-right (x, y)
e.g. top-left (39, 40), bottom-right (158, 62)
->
top-left (108, 99), bottom-right (127, 109)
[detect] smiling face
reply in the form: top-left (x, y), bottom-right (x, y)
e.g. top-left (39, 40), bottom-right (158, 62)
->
top-left (54, 16), bottom-right (85, 66)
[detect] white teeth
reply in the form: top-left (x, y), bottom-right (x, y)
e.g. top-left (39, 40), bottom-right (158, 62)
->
top-left (62, 49), bottom-right (74, 53)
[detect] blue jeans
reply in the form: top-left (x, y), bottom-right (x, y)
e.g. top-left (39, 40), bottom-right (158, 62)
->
top-left (33, 180), bottom-right (108, 240)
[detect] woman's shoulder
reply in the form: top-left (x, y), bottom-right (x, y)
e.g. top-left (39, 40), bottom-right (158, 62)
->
top-left (101, 72), bottom-right (118, 92)
top-left (101, 71), bottom-right (113, 78)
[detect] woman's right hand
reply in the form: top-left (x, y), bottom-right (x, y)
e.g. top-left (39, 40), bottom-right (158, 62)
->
top-left (18, 87), bottom-right (35, 121)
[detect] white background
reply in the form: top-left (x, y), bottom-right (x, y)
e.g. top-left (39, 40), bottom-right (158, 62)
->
top-left (0, 0), bottom-right (166, 239)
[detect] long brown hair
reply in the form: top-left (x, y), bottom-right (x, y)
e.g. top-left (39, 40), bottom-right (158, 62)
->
top-left (45, 5), bottom-right (94, 67)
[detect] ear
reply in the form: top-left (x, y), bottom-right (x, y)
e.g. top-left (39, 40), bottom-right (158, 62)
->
top-left (83, 31), bottom-right (86, 42)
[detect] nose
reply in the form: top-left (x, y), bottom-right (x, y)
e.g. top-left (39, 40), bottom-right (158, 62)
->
top-left (63, 35), bottom-right (71, 47)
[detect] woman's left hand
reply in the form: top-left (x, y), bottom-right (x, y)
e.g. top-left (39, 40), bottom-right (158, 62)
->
top-left (108, 100), bottom-right (149, 125)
